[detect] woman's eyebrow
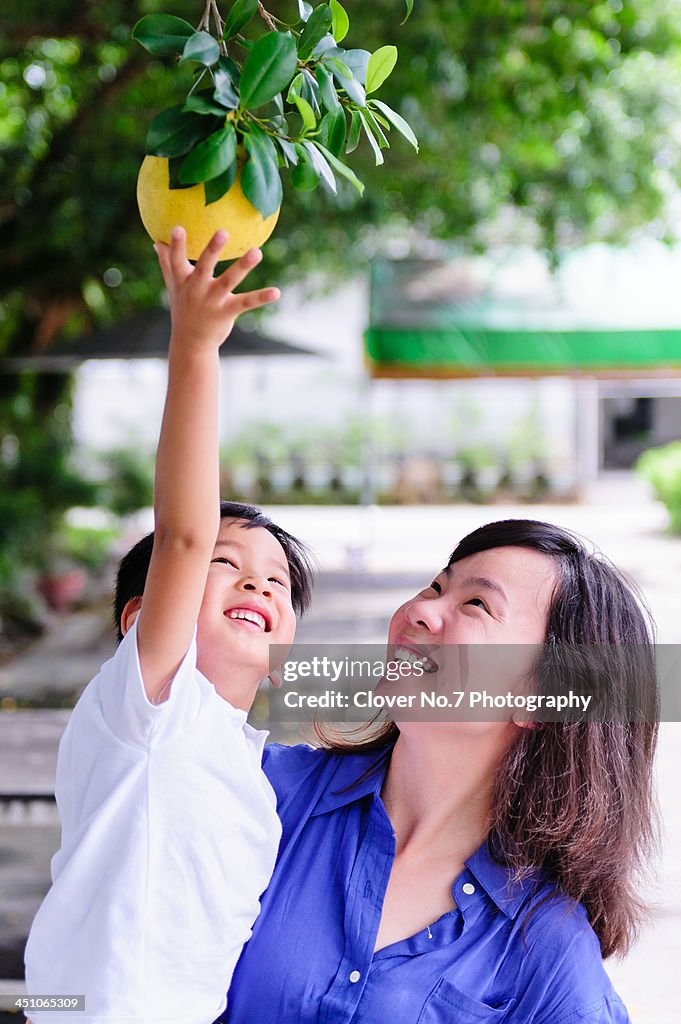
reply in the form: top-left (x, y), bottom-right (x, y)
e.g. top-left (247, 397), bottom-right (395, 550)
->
top-left (446, 568), bottom-right (509, 606)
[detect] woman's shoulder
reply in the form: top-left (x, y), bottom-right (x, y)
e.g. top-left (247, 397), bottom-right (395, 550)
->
top-left (513, 889), bottom-right (629, 1023)
top-left (261, 741), bottom-right (329, 784)
top-left (261, 741), bottom-right (387, 819)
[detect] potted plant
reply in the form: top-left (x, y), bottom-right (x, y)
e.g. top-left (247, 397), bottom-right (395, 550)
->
top-left (133, 0), bottom-right (418, 259)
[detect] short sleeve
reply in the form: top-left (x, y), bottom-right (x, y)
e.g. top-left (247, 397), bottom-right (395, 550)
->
top-left (97, 617), bottom-right (203, 748)
top-left (520, 899), bottom-right (631, 1024)
top-left (541, 994), bottom-right (630, 1024)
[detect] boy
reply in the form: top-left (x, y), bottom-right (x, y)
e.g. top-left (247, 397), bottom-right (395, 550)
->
top-left (24, 227), bottom-right (313, 1023)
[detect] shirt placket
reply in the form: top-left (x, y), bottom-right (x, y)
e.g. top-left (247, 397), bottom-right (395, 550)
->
top-left (319, 796), bottom-right (395, 1024)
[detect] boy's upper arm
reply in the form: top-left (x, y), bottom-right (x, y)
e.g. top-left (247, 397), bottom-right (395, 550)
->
top-left (134, 531), bottom-right (214, 703)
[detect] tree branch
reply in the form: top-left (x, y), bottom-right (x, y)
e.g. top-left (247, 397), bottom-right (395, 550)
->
top-left (257, 3), bottom-right (277, 32)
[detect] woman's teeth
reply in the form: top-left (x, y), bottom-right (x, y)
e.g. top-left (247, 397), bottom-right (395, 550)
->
top-left (393, 646), bottom-right (438, 673)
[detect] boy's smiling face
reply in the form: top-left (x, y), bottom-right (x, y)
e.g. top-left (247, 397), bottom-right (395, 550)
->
top-left (196, 518), bottom-right (297, 707)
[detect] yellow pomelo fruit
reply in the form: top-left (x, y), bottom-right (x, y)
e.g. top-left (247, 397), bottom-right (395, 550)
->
top-left (137, 155), bottom-right (280, 260)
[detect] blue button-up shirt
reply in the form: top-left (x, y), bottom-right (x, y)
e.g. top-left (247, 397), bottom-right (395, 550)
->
top-left (223, 743), bottom-right (629, 1024)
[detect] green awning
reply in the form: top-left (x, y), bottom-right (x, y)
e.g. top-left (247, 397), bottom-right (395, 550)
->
top-left (365, 326), bottom-right (681, 378)
top-left (365, 254), bottom-right (681, 379)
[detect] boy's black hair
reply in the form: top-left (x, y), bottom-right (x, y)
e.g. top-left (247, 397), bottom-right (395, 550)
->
top-left (113, 501), bottom-right (314, 642)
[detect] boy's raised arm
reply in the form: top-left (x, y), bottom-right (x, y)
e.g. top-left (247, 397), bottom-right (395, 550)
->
top-left (133, 226), bottom-right (280, 702)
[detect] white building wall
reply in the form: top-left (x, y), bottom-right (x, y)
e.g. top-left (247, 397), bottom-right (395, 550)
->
top-left (72, 276), bottom-right (579, 486)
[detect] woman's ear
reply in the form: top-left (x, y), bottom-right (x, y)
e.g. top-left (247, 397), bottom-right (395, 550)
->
top-left (120, 596), bottom-right (143, 636)
top-left (511, 710), bottom-right (539, 730)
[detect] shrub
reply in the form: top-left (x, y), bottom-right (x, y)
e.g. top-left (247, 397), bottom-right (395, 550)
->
top-left (636, 441), bottom-right (681, 532)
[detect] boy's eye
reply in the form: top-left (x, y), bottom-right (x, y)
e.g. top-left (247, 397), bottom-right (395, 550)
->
top-left (429, 579), bottom-right (442, 594)
top-left (211, 557), bottom-right (237, 568)
top-left (465, 597), bottom-right (489, 612)
top-left (268, 577), bottom-right (288, 587)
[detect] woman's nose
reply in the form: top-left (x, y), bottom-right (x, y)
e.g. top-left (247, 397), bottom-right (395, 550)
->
top-left (403, 597), bottom-right (444, 634)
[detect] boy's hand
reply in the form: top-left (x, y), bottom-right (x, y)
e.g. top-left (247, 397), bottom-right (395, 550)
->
top-left (154, 226), bottom-right (281, 351)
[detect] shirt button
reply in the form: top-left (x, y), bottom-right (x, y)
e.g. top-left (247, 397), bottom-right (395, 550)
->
top-left (462, 882), bottom-right (476, 895)
top-left (349, 970), bottom-right (361, 984)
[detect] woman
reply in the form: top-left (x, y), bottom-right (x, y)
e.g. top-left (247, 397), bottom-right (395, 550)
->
top-left (222, 519), bottom-right (658, 1024)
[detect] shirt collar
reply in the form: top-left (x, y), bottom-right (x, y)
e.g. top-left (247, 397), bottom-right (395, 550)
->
top-left (309, 747), bottom-right (390, 816)
top-left (310, 745), bottom-right (543, 920)
top-left (464, 840), bottom-right (542, 920)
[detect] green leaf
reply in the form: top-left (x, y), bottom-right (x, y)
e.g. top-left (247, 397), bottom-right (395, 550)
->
top-left (214, 59), bottom-right (240, 108)
top-left (325, 55), bottom-right (352, 79)
top-left (343, 49), bottom-right (370, 85)
top-left (218, 55), bottom-right (241, 84)
top-left (168, 156), bottom-right (195, 189)
top-left (287, 72), bottom-right (305, 101)
top-left (291, 147), bottom-right (321, 191)
top-left (146, 105), bottom-right (218, 158)
top-left (293, 93), bottom-right (317, 131)
top-left (363, 108), bottom-right (389, 148)
top-left (312, 34), bottom-right (337, 58)
top-left (132, 14), bottom-right (194, 56)
top-left (290, 68), bottom-right (320, 112)
top-left (329, 0), bottom-right (350, 44)
top-left (365, 45), bottom-right (398, 94)
top-left (223, 0), bottom-right (259, 40)
top-left (401, 0), bottom-right (414, 25)
top-left (276, 137), bottom-right (299, 166)
top-left (297, 0), bottom-right (313, 22)
top-left (315, 64), bottom-right (341, 112)
top-left (179, 124), bottom-right (237, 184)
top-left (205, 161), bottom-right (238, 204)
top-left (346, 108), bottom-right (361, 153)
top-left (324, 49), bottom-right (366, 105)
top-left (301, 69), bottom-right (321, 112)
top-left (318, 107), bottom-right (346, 157)
top-left (239, 32), bottom-right (298, 109)
top-left (372, 99), bottom-right (419, 151)
top-left (302, 141), bottom-right (337, 193)
top-left (315, 143), bottom-right (364, 195)
top-left (184, 91), bottom-right (230, 116)
top-left (180, 31), bottom-right (220, 67)
top-left (241, 127), bottom-right (283, 216)
top-left (358, 109), bottom-right (384, 165)
top-left (298, 4), bottom-right (333, 61)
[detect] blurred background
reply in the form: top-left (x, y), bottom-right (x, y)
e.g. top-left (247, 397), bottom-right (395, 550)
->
top-left (1, 0), bottom-right (681, 1020)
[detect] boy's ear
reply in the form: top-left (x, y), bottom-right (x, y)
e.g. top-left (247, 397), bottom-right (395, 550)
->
top-left (268, 668), bottom-right (283, 689)
top-left (121, 596), bottom-right (143, 636)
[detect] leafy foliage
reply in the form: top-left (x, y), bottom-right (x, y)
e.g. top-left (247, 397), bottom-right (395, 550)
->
top-left (131, 2), bottom-right (416, 216)
top-left (636, 442), bottom-right (681, 533)
top-left (2, 0), bottom-right (681, 352)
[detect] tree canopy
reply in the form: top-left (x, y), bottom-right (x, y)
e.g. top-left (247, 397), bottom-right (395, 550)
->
top-left (2, 0), bottom-right (681, 352)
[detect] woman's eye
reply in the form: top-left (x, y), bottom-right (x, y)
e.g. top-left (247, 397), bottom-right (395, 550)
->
top-left (465, 597), bottom-right (489, 612)
top-left (429, 579), bottom-right (442, 594)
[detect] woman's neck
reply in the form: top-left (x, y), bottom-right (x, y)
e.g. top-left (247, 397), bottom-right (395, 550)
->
top-left (382, 725), bottom-right (515, 857)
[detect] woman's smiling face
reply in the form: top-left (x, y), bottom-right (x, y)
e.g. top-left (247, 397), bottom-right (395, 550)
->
top-left (386, 546), bottom-right (558, 720)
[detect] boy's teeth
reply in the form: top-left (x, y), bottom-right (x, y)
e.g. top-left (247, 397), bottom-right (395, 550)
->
top-left (228, 609), bottom-right (266, 630)
top-left (394, 646), bottom-right (438, 673)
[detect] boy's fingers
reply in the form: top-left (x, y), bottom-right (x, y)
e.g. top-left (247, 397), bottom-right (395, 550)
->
top-left (230, 286), bottom-right (281, 314)
top-left (154, 243), bottom-right (172, 291)
top-left (169, 226), bottom-right (191, 280)
top-left (216, 248), bottom-right (263, 293)
top-left (195, 230), bottom-right (228, 278)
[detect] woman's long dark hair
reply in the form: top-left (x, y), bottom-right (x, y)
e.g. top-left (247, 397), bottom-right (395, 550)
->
top-left (316, 519), bottom-right (659, 959)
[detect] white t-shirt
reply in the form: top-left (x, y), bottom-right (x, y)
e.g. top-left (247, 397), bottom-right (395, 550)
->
top-left (24, 619), bottom-right (281, 1024)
